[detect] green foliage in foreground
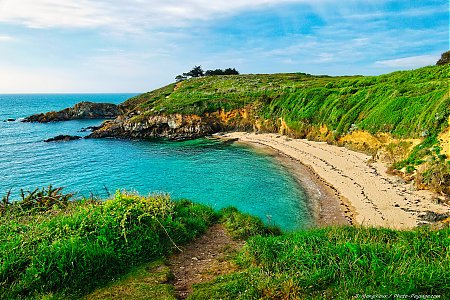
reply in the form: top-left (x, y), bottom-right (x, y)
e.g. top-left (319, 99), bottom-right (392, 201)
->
top-left (84, 260), bottom-right (176, 300)
top-left (190, 226), bottom-right (450, 299)
top-left (219, 207), bottom-right (281, 239)
top-left (123, 65), bottom-right (449, 139)
top-left (1, 190), bottom-right (449, 299)
top-left (0, 192), bottom-right (216, 299)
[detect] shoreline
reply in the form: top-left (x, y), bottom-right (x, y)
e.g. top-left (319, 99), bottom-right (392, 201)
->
top-left (218, 132), bottom-right (449, 229)
top-left (237, 140), bottom-right (351, 227)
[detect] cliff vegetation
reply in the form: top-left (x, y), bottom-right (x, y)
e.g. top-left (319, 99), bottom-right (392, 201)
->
top-left (94, 64), bottom-right (449, 195)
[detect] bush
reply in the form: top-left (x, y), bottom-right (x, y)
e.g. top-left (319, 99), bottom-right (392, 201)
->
top-left (220, 207), bottom-right (281, 239)
top-left (0, 191), bottom-right (216, 298)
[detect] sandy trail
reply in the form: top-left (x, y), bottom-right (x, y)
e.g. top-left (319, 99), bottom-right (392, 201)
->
top-left (223, 132), bottom-right (448, 229)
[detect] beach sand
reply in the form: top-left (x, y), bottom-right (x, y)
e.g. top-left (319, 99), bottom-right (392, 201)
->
top-left (221, 132), bottom-right (449, 229)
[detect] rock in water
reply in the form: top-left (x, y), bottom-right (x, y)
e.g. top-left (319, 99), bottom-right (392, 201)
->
top-left (44, 135), bottom-right (82, 142)
top-left (23, 102), bottom-right (120, 123)
top-left (79, 125), bottom-right (101, 132)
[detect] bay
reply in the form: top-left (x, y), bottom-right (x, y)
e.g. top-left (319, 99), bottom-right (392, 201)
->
top-left (0, 94), bottom-right (312, 230)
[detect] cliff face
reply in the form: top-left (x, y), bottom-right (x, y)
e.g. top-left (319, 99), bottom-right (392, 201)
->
top-left (23, 102), bottom-right (120, 123)
top-left (88, 107), bottom-right (257, 140)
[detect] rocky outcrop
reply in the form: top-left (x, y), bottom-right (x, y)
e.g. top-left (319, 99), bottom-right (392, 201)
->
top-left (89, 114), bottom-right (223, 140)
top-left (23, 102), bottom-right (120, 123)
top-left (88, 108), bottom-right (257, 141)
top-left (44, 135), bottom-right (82, 142)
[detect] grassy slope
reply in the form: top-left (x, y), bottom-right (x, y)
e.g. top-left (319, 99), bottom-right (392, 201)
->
top-left (1, 192), bottom-right (448, 299)
top-left (0, 192), bottom-right (216, 299)
top-left (191, 226), bottom-right (450, 299)
top-left (123, 65), bottom-right (449, 139)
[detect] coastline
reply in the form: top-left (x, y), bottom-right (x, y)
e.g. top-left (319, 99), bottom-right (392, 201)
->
top-left (235, 140), bottom-right (351, 227)
top-left (218, 132), bottom-right (449, 229)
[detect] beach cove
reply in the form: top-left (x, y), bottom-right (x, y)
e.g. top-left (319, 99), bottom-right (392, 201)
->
top-left (221, 132), bottom-right (449, 229)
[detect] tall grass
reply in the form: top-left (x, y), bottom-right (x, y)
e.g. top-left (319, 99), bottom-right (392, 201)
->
top-left (0, 191), bottom-right (216, 299)
top-left (190, 226), bottom-right (450, 299)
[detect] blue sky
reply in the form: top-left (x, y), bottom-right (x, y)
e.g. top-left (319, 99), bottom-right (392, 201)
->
top-left (0, 0), bottom-right (448, 93)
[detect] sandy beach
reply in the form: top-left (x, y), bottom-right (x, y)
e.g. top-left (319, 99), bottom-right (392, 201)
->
top-left (222, 132), bottom-right (449, 229)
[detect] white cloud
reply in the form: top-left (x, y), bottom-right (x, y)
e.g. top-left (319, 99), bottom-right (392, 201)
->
top-left (0, 34), bottom-right (14, 41)
top-left (375, 55), bottom-right (438, 68)
top-left (0, 0), bottom-right (374, 31)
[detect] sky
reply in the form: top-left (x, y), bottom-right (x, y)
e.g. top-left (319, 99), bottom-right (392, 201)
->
top-left (0, 0), bottom-right (448, 93)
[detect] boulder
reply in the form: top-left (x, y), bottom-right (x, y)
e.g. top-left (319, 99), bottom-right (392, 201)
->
top-left (44, 135), bottom-right (82, 142)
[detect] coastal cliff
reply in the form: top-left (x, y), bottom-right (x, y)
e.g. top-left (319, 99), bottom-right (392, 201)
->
top-left (88, 107), bottom-right (258, 140)
top-left (24, 101), bottom-right (120, 122)
top-left (88, 66), bottom-right (448, 143)
top-left (87, 65), bottom-right (449, 196)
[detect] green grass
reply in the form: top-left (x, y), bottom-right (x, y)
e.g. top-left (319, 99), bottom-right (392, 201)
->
top-left (190, 226), bottom-right (450, 299)
top-left (122, 65), bottom-right (449, 139)
top-left (117, 65), bottom-right (450, 194)
top-left (0, 191), bottom-right (216, 299)
top-left (2, 190), bottom-right (449, 299)
top-left (82, 260), bottom-right (176, 300)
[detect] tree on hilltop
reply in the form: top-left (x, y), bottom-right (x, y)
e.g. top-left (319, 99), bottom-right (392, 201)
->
top-left (184, 66), bottom-right (204, 78)
top-left (175, 66), bottom-right (240, 81)
top-left (223, 68), bottom-right (239, 75)
top-left (436, 50), bottom-right (450, 66)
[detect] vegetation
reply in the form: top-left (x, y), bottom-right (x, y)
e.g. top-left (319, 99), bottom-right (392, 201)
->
top-left (1, 188), bottom-right (448, 299)
top-left (0, 191), bottom-right (216, 299)
top-left (191, 226), bottom-right (450, 299)
top-left (175, 66), bottom-right (239, 81)
top-left (437, 50), bottom-right (450, 66)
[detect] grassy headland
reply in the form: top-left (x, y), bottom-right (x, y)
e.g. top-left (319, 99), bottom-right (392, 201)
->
top-left (122, 65), bottom-right (448, 140)
top-left (111, 65), bottom-right (449, 195)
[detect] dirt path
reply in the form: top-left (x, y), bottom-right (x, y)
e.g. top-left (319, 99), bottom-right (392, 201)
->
top-left (168, 224), bottom-right (244, 299)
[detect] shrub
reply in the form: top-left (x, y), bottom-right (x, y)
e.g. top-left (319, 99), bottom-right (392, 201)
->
top-left (0, 191), bottom-right (215, 298)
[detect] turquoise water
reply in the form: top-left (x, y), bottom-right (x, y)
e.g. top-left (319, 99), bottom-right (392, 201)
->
top-left (0, 94), bottom-right (312, 230)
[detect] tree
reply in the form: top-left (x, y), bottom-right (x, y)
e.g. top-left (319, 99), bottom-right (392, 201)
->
top-left (175, 66), bottom-right (240, 81)
top-left (175, 74), bottom-right (187, 82)
top-left (223, 68), bottom-right (239, 75)
top-left (205, 69), bottom-right (224, 76)
top-left (436, 50), bottom-right (450, 66)
top-left (183, 65), bottom-right (204, 78)
top-left (204, 68), bottom-right (240, 76)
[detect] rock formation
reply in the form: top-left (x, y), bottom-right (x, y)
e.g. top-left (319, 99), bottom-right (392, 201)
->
top-left (88, 108), bottom-right (257, 141)
top-left (23, 102), bottom-right (120, 123)
top-left (44, 135), bottom-right (82, 142)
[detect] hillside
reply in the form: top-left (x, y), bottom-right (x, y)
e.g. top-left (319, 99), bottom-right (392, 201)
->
top-left (90, 64), bottom-right (450, 194)
top-left (116, 65), bottom-right (448, 139)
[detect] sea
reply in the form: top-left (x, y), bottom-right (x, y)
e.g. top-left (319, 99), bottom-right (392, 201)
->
top-left (0, 94), bottom-right (312, 230)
